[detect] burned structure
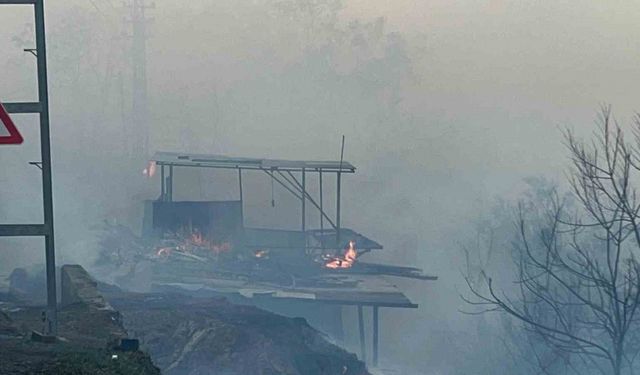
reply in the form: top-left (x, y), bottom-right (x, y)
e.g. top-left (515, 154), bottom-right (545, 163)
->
top-left (129, 151), bottom-right (437, 365)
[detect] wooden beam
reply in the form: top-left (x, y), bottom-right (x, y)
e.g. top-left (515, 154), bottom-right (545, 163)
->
top-left (331, 262), bottom-right (439, 281)
top-left (373, 306), bottom-right (379, 366)
top-left (358, 305), bottom-right (366, 362)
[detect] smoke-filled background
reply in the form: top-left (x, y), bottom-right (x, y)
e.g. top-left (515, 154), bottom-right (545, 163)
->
top-left (2, 1), bottom-right (640, 374)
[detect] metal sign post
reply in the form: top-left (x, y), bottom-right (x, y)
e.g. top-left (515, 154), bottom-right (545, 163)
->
top-left (0, 0), bottom-right (57, 335)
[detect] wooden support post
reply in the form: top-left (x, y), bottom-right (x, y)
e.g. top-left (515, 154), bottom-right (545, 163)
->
top-left (319, 170), bottom-right (324, 248)
top-left (336, 135), bottom-right (344, 247)
top-left (301, 168), bottom-right (306, 232)
top-left (168, 165), bottom-right (174, 202)
top-left (336, 171), bottom-right (341, 246)
top-left (373, 305), bottom-right (379, 367)
top-left (238, 169), bottom-right (243, 226)
top-left (358, 305), bottom-right (366, 362)
top-left (160, 165), bottom-right (165, 201)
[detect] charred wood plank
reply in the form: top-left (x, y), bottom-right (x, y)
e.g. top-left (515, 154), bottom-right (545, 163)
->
top-left (330, 262), bottom-right (438, 281)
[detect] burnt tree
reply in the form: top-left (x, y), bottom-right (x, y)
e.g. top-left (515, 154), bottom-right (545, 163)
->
top-left (465, 107), bottom-right (640, 375)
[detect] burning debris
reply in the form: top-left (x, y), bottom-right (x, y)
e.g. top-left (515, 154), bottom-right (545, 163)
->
top-left (152, 229), bottom-right (232, 260)
top-left (143, 227), bottom-right (361, 274)
top-left (108, 227), bottom-right (358, 272)
top-left (153, 225), bottom-right (362, 272)
top-left (254, 249), bottom-right (269, 259)
top-left (323, 240), bottom-right (358, 269)
top-left (96, 217), bottom-right (434, 295)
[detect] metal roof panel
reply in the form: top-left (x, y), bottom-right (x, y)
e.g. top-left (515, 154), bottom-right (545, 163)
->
top-left (151, 151), bottom-right (356, 172)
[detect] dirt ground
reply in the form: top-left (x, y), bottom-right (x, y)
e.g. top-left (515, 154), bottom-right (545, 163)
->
top-left (1, 265), bottom-right (370, 375)
top-left (108, 291), bottom-right (371, 375)
top-left (0, 301), bottom-right (159, 375)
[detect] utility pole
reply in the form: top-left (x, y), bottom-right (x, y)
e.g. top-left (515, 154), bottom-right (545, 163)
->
top-left (126, 0), bottom-right (152, 159)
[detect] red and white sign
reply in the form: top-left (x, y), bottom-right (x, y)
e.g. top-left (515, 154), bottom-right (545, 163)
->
top-left (0, 102), bottom-right (23, 145)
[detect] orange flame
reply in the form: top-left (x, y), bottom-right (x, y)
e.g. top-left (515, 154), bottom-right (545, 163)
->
top-left (254, 249), bottom-right (269, 258)
top-left (187, 231), bottom-right (231, 254)
top-left (154, 229), bottom-right (232, 259)
top-left (190, 231), bottom-right (206, 246)
top-left (325, 240), bottom-right (357, 269)
top-left (143, 161), bottom-right (157, 177)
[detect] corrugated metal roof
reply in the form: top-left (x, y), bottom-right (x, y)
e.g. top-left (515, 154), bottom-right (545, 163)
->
top-left (150, 151), bottom-right (356, 172)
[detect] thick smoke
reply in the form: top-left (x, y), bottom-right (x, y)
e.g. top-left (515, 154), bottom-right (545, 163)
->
top-left (2, 1), bottom-right (640, 373)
